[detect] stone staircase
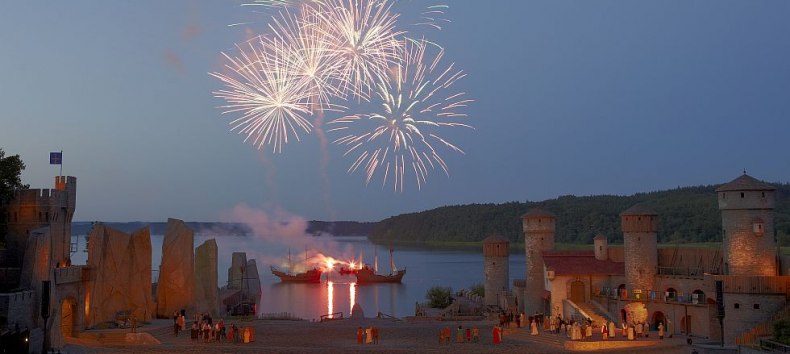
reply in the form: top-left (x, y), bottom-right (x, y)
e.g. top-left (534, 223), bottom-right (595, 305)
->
top-left (569, 301), bottom-right (609, 327)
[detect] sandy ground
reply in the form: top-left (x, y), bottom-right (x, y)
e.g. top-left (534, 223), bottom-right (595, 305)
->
top-left (62, 318), bottom-right (697, 354)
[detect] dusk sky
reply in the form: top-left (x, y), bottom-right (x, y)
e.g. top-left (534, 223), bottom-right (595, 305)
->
top-left (1, 1), bottom-right (789, 223)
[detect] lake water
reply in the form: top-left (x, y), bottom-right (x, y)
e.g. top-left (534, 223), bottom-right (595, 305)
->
top-left (69, 234), bottom-right (526, 320)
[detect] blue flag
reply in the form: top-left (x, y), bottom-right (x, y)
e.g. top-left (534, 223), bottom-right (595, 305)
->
top-left (50, 152), bottom-right (62, 165)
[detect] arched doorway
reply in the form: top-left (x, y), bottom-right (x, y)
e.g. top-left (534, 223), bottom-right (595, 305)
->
top-left (60, 298), bottom-right (78, 338)
top-left (570, 281), bottom-right (585, 303)
top-left (651, 311), bottom-right (666, 331)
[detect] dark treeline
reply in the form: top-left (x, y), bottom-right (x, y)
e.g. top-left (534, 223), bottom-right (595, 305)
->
top-left (71, 220), bottom-right (376, 237)
top-left (370, 183), bottom-right (790, 245)
top-left (305, 221), bottom-right (377, 236)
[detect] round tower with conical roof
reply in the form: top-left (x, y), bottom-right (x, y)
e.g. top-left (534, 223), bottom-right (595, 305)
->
top-left (717, 173), bottom-right (777, 276)
top-left (621, 204), bottom-right (658, 293)
top-left (522, 209), bottom-right (555, 315)
top-left (483, 234), bottom-right (510, 306)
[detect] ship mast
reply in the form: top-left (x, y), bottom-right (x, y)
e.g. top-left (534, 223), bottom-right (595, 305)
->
top-left (288, 248), bottom-right (292, 275)
top-left (389, 246), bottom-right (397, 274)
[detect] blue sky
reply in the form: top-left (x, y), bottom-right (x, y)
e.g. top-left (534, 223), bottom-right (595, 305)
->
top-left (1, 1), bottom-right (789, 223)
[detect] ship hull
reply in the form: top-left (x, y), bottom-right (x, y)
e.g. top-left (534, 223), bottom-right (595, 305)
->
top-left (354, 268), bottom-right (406, 284)
top-left (271, 266), bottom-right (322, 283)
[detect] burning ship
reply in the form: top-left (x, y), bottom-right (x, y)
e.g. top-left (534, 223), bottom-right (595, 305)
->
top-left (341, 247), bottom-right (406, 284)
top-left (271, 249), bottom-right (323, 283)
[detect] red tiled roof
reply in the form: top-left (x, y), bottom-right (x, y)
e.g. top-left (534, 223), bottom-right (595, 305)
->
top-left (522, 209), bottom-right (555, 219)
top-left (482, 234), bottom-right (509, 244)
top-left (715, 174), bottom-right (776, 192)
top-left (543, 251), bottom-right (624, 276)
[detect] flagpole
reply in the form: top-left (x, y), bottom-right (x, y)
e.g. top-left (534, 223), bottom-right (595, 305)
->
top-left (60, 150), bottom-right (63, 177)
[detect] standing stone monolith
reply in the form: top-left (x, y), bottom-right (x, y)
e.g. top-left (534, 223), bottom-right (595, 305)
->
top-left (227, 252), bottom-right (247, 290)
top-left (243, 259), bottom-right (262, 305)
top-left (156, 218), bottom-right (194, 318)
top-left (85, 224), bottom-right (152, 327)
top-left (194, 239), bottom-right (219, 316)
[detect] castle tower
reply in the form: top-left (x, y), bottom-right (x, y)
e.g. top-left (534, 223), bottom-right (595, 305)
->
top-left (483, 234), bottom-right (510, 306)
top-left (523, 209), bottom-right (555, 315)
top-left (594, 233), bottom-right (608, 261)
top-left (2, 176), bottom-right (76, 269)
top-left (621, 205), bottom-right (658, 293)
top-left (717, 174), bottom-right (777, 276)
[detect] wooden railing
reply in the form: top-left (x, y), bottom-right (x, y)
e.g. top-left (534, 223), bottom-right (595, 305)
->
top-left (712, 275), bottom-right (790, 295)
top-left (735, 303), bottom-right (790, 345)
top-left (320, 312), bottom-right (343, 322)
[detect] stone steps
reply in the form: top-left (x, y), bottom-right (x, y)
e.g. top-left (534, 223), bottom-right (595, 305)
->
top-left (572, 302), bottom-right (609, 328)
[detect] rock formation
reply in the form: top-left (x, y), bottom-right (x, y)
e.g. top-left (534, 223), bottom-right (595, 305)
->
top-left (194, 239), bottom-right (219, 316)
top-left (222, 253), bottom-right (262, 313)
top-left (85, 224), bottom-right (152, 327)
top-left (227, 252), bottom-right (247, 290)
top-left (156, 218), bottom-right (194, 318)
top-left (243, 259), bottom-right (262, 305)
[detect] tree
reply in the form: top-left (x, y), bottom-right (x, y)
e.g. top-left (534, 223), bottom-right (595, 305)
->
top-left (426, 286), bottom-right (452, 308)
top-left (0, 149), bottom-right (27, 203)
top-left (0, 148), bottom-right (27, 245)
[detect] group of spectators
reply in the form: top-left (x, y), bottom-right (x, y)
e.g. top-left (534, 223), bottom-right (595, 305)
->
top-left (171, 310), bottom-right (246, 343)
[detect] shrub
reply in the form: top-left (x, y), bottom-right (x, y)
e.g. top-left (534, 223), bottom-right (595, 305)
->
top-left (470, 283), bottom-right (485, 298)
top-left (426, 286), bottom-right (452, 308)
top-left (773, 319), bottom-right (790, 344)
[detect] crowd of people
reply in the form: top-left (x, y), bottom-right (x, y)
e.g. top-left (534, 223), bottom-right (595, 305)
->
top-left (537, 313), bottom-right (671, 342)
top-left (170, 310), bottom-right (248, 343)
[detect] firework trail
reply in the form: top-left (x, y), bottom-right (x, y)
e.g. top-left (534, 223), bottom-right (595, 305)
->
top-left (328, 39), bottom-right (473, 192)
top-left (211, 36), bottom-right (314, 153)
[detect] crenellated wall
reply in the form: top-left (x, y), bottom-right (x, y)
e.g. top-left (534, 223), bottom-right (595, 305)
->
top-left (2, 176), bottom-right (77, 269)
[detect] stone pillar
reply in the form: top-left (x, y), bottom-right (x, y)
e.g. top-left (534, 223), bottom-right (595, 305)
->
top-left (156, 218), bottom-right (195, 318)
top-left (194, 239), bottom-right (219, 316)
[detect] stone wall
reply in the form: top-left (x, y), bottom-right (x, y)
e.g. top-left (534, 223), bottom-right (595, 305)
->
top-left (0, 290), bottom-right (35, 330)
top-left (623, 231), bottom-right (658, 292)
top-left (646, 302), bottom-right (713, 338)
top-left (723, 293), bottom-right (786, 344)
top-left (721, 209), bottom-right (776, 276)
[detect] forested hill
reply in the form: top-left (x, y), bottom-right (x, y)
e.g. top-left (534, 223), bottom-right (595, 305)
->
top-left (369, 183), bottom-right (790, 245)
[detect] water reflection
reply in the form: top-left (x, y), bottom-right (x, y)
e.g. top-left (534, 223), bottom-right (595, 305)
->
top-left (327, 281), bottom-right (334, 318)
top-left (350, 282), bottom-right (356, 316)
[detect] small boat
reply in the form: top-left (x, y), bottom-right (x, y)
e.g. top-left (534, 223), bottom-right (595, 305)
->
top-left (270, 266), bottom-right (322, 283)
top-left (353, 247), bottom-right (406, 284)
top-left (354, 266), bottom-right (406, 284)
top-left (271, 248), bottom-right (322, 283)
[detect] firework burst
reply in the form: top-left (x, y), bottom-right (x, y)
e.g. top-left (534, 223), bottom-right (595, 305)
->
top-left (328, 39), bottom-right (473, 191)
top-left (268, 5), bottom-right (347, 109)
top-left (314, 0), bottom-right (404, 100)
top-left (211, 36), bottom-right (314, 153)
